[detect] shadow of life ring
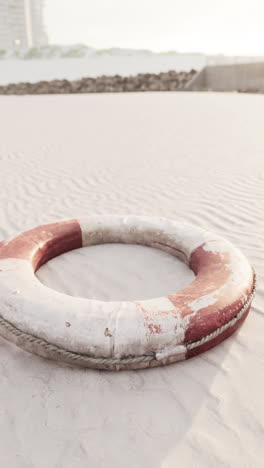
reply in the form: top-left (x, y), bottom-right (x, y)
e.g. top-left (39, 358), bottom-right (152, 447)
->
top-left (0, 216), bottom-right (256, 370)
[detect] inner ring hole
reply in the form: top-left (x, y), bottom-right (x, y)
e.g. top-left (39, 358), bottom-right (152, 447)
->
top-left (36, 243), bottom-right (195, 301)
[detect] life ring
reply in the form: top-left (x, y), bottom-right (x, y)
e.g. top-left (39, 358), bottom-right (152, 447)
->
top-left (0, 216), bottom-right (255, 370)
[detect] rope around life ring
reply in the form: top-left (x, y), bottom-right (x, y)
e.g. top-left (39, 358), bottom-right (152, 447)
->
top-left (0, 216), bottom-right (256, 370)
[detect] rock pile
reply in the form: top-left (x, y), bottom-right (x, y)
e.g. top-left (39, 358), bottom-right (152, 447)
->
top-left (0, 69), bottom-right (196, 95)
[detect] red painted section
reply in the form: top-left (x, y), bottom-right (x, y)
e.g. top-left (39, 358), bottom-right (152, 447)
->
top-left (169, 246), bottom-right (232, 315)
top-left (148, 323), bottom-right (162, 334)
top-left (186, 304), bottom-right (252, 359)
top-left (0, 219), bottom-right (82, 271)
top-left (168, 245), bottom-right (254, 344)
top-left (135, 302), bottom-right (164, 337)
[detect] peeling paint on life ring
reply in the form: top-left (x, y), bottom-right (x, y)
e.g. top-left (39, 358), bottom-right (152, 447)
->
top-left (0, 216), bottom-right (255, 370)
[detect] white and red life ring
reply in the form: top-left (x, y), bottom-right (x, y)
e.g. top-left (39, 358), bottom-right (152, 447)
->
top-left (0, 216), bottom-right (255, 370)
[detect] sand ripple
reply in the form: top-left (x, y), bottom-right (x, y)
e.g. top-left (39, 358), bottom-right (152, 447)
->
top-left (0, 93), bottom-right (263, 467)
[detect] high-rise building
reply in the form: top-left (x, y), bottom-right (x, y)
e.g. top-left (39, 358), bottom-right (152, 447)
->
top-left (0, 0), bottom-right (48, 51)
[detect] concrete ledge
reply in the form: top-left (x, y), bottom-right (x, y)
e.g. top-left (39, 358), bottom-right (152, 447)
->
top-left (186, 61), bottom-right (264, 92)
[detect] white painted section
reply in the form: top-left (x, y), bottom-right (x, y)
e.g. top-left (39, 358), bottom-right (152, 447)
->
top-left (80, 215), bottom-right (225, 261)
top-left (189, 293), bottom-right (218, 313)
top-left (138, 296), bottom-right (174, 313)
top-left (0, 256), bottom-right (188, 358)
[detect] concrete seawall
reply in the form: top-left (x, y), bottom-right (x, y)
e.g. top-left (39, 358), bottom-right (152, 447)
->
top-left (186, 62), bottom-right (264, 92)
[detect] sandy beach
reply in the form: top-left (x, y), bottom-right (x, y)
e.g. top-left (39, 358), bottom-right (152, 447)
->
top-left (0, 92), bottom-right (263, 467)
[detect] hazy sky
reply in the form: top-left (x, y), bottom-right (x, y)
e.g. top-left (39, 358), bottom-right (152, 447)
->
top-left (45, 0), bottom-right (264, 55)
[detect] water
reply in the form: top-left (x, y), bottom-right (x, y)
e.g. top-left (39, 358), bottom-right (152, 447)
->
top-left (0, 54), bottom-right (206, 85)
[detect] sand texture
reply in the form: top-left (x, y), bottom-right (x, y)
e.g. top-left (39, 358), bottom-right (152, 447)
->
top-left (0, 92), bottom-right (263, 467)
